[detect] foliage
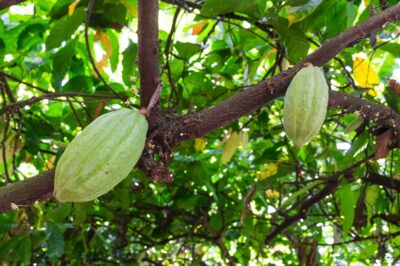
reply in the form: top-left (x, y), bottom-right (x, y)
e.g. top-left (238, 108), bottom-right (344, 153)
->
top-left (0, 0), bottom-right (399, 265)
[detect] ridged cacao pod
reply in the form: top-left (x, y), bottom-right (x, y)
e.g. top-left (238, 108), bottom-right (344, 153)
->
top-left (54, 108), bottom-right (148, 202)
top-left (283, 64), bottom-right (329, 147)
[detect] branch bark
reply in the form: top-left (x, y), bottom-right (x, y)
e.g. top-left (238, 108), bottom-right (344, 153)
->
top-left (365, 173), bottom-right (400, 193)
top-left (165, 4), bottom-right (400, 143)
top-left (138, 0), bottom-right (160, 109)
top-left (0, 4), bottom-right (400, 214)
top-left (0, 169), bottom-right (54, 213)
top-left (0, 0), bottom-right (26, 10)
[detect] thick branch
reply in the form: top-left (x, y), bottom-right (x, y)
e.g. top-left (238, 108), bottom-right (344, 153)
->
top-left (138, 0), bottom-right (160, 109)
top-left (365, 173), bottom-right (400, 193)
top-left (0, 154), bottom-right (171, 213)
top-left (166, 4), bottom-right (400, 142)
top-left (0, 5), bottom-right (400, 214)
top-left (0, 0), bottom-right (25, 10)
top-left (0, 169), bottom-right (54, 213)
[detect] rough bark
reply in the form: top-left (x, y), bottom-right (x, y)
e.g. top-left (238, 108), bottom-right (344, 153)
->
top-left (138, 0), bottom-right (160, 109)
top-left (0, 0), bottom-right (26, 10)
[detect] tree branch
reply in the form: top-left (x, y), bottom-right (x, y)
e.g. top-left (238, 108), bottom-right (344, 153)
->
top-left (165, 4), bottom-right (400, 143)
top-left (0, 4), bottom-right (399, 214)
top-left (0, 92), bottom-right (119, 115)
top-left (138, 0), bottom-right (160, 109)
top-left (365, 172), bottom-right (400, 193)
top-left (264, 154), bottom-right (374, 245)
top-left (0, 0), bottom-right (26, 10)
top-left (0, 169), bottom-right (54, 213)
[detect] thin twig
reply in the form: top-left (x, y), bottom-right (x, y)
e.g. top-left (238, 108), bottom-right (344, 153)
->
top-left (0, 72), bottom-right (51, 93)
top-left (0, 92), bottom-right (119, 115)
top-left (67, 97), bottom-right (84, 129)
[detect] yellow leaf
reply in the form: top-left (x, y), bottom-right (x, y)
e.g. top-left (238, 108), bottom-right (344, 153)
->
top-left (265, 189), bottom-right (280, 199)
top-left (96, 28), bottom-right (113, 56)
top-left (353, 57), bottom-right (379, 88)
top-left (94, 29), bottom-right (113, 73)
top-left (46, 155), bottom-right (56, 169)
top-left (95, 55), bottom-right (109, 74)
top-left (256, 163), bottom-right (278, 180)
top-left (194, 138), bottom-right (206, 151)
top-left (287, 14), bottom-right (297, 27)
top-left (121, 0), bottom-right (138, 17)
top-left (368, 87), bottom-right (379, 97)
top-left (68, 0), bottom-right (81, 16)
top-left (221, 132), bottom-right (239, 165)
top-left (265, 48), bottom-right (277, 58)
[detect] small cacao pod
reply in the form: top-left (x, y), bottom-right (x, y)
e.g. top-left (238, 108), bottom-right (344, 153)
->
top-left (54, 108), bottom-right (148, 202)
top-left (283, 64), bottom-right (329, 147)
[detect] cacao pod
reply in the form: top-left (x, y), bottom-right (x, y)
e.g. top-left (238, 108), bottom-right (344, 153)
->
top-left (283, 64), bottom-right (328, 147)
top-left (54, 108), bottom-right (148, 202)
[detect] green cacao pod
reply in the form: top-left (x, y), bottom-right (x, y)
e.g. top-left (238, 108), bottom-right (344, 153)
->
top-left (283, 64), bottom-right (329, 147)
top-left (54, 108), bottom-right (148, 202)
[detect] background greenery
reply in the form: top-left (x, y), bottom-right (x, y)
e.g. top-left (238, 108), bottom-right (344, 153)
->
top-left (0, 0), bottom-right (400, 264)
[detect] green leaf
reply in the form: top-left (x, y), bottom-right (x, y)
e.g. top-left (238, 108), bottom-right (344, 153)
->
top-left (47, 225), bottom-right (65, 259)
top-left (271, 17), bottom-right (309, 63)
top-left (62, 75), bottom-right (94, 92)
top-left (297, 0), bottom-right (355, 39)
top-left (51, 39), bottom-right (77, 91)
top-left (336, 179), bottom-right (358, 239)
top-left (345, 132), bottom-right (369, 159)
top-left (281, 180), bottom-right (324, 209)
top-left (344, 116), bottom-right (364, 133)
top-left (122, 41), bottom-right (137, 86)
top-left (365, 185), bottom-right (379, 223)
top-left (383, 86), bottom-right (400, 114)
top-left (17, 235), bottom-right (32, 265)
top-left (379, 43), bottom-right (400, 57)
top-left (46, 7), bottom-right (85, 50)
top-left (286, 0), bottom-right (322, 26)
top-left (200, 0), bottom-right (243, 17)
top-left (46, 204), bottom-right (72, 223)
top-left (106, 29), bottom-right (120, 72)
top-left (17, 23), bottom-right (46, 51)
top-left (175, 41), bottom-right (201, 60)
top-left (0, 39), bottom-right (5, 62)
top-left (200, 0), bottom-right (266, 18)
top-left (73, 202), bottom-right (92, 224)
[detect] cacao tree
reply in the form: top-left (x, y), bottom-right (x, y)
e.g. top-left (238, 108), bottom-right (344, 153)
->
top-left (0, 0), bottom-right (399, 264)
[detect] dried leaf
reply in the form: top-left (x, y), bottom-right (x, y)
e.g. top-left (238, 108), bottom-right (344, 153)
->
top-left (240, 183), bottom-right (257, 224)
top-left (388, 79), bottom-right (400, 95)
top-left (374, 129), bottom-right (393, 159)
top-left (192, 22), bottom-right (205, 35)
top-left (121, 0), bottom-right (138, 17)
